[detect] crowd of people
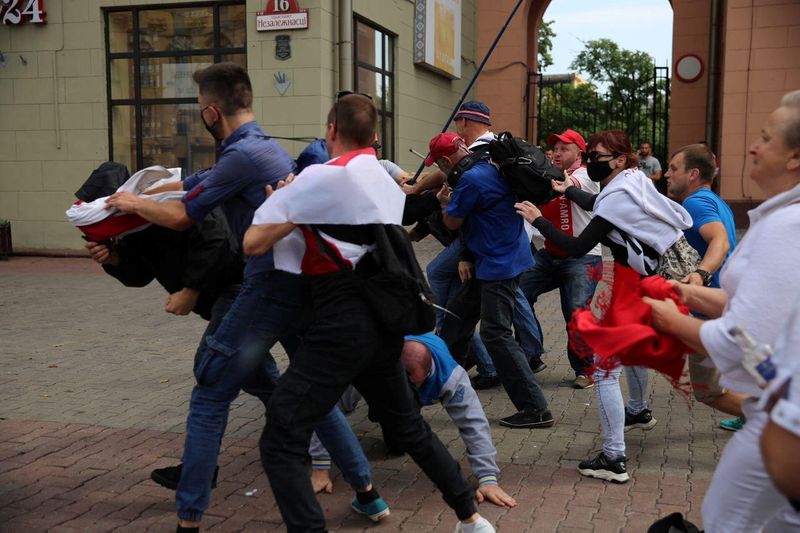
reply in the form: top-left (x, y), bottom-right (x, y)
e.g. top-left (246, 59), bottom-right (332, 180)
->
top-left (73, 61), bottom-right (800, 532)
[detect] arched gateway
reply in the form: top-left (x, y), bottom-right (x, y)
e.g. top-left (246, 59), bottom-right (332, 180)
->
top-left (474, 0), bottom-right (800, 222)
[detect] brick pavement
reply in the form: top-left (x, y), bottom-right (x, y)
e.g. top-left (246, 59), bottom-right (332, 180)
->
top-left (0, 243), bottom-right (732, 532)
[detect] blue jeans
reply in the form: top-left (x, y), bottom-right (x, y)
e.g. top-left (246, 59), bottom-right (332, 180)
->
top-left (176, 271), bottom-right (372, 522)
top-left (514, 287), bottom-right (544, 360)
top-left (427, 240), bottom-right (494, 375)
top-left (427, 239), bottom-right (543, 378)
top-left (594, 365), bottom-right (650, 459)
top-left (519, 250), bottom-right (602, 376)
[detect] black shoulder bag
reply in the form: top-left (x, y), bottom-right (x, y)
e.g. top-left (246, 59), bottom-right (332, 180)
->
top-left (310, 225), bottom-right (436, 335)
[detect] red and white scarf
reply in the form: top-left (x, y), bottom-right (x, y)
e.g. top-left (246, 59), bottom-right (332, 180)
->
top-left (65, 166), bottom-right (184, 241)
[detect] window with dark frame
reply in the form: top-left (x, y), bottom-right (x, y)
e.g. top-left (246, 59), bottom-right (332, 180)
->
top-left (353, 16), bottom-right (395, 161)
top-left (104, 2), bottom-right (245, 177)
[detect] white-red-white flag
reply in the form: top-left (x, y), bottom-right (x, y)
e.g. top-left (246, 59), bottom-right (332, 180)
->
top-left (252, 148), bottom-right (405, 274)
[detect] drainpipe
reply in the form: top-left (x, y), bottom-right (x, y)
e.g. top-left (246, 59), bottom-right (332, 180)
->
top-left (705, 0), bottom-right (722, 154)
top-left (338, 0), bottom-right (353, 91)
top-left (53, 9), bottom-right (65, 148)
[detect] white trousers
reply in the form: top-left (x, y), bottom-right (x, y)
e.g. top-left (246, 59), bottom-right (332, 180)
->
top-left (702, 400), bottom-right (800, 532)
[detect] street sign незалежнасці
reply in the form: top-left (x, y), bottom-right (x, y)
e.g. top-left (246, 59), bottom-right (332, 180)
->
top-left (257, 0), bottom-right (308, 32)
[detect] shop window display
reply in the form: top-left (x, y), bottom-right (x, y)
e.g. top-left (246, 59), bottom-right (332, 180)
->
top-left (104, 3), bottom-right (245, 176)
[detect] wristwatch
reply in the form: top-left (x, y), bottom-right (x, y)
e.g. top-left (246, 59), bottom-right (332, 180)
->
top-left (694, 269), bottom-right (713, 286)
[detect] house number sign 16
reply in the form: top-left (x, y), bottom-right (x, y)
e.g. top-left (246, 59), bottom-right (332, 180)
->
top-left (256, 0), bottom-right (308, 32)
top-left (1, 0), bottom-right (47, 25)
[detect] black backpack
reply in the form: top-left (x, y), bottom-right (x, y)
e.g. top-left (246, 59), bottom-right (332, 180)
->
top-left (446, 132), bottom-right (564, 206)
top-left (311, 224), bottom-right (436, 335)
top-left (488, 131), bottom-right (564, 205)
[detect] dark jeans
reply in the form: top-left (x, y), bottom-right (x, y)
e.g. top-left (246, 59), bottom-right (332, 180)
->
top-left (440, 276), bottom-right (549, 414)
top-left (260, 273), bottom-right (476, 532)
top-left (426, 238), bottom-right (544, 377)
top-left (176, 271), bottom-right (372, 522)
top-left (519, 250), bottom-right (602, 377)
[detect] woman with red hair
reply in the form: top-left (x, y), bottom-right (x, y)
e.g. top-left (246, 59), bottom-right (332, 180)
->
top-left (516, 129), bottom-right (695, 484)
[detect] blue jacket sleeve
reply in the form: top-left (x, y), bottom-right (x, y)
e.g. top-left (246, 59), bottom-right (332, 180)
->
top-left (183, 168), bottom-right (212, 191)
top-left (182, 149), bottom-right (258, 222)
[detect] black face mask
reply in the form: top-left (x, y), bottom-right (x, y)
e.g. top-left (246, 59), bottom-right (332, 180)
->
top-left (201, 107), bottom-right (224, 141)
top-left (586, 161), bottom-right (614, 182)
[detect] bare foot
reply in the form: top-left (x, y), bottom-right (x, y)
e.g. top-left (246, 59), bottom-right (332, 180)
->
top-left (311, 468), bottom-right (333, 494)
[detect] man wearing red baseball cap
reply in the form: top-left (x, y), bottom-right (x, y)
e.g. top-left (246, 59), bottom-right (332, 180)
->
top-left (426, 131), bottom-right (554, 430)
top-left (518, 128), bottom-right (603, 390)
top-left (424, 131), bottom-right (468, 167)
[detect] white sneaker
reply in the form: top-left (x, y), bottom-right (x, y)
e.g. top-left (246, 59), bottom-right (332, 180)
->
top-left (454, 516), bottom-right (495, 533)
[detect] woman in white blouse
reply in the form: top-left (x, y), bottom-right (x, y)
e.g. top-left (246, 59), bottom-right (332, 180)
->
top-left (646, 90), bottom-right (800, 532)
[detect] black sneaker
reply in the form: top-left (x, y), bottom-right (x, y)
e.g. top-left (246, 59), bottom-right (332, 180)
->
top-left (471, 374), bottom-right (501, 390)
top-left (578, 452), bottom-right (630, 483)
top-left (528, 358), bottom-right (547, 374)
top-left (499, 409), bottom-right (554, 428)
top-left (624, 408), bottom-right (657, 432)
top-left (151, 463), bottom-right (219, 491)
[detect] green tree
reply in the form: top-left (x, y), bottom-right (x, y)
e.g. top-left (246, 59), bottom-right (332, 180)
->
top-left (537, 82), bottom-right (600, 147)
top-left (537, 20), bottom-right (555, 71)
top-left (570, 39), bottom-right (667, 158)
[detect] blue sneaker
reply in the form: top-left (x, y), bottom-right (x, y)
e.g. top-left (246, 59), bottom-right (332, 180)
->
top-left (719, 416), bottom-right (745, 431)
top-left (351, 495), bottom-right (390, 522)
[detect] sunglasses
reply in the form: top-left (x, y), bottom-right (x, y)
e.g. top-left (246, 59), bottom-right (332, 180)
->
top-left (333, 91), bottom-right (374, 131)
top-left (335, 90), bottom-right (373, 101)
top-left (582, 151), bottom-right (620, 163)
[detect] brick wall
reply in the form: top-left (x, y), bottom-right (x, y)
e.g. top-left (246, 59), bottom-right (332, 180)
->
top-left (718, 0), bottom-right (800, 203)
top-left (474, 0), bottom-right (541, 138)
top-left (669, 0), bottom-right (711, 153)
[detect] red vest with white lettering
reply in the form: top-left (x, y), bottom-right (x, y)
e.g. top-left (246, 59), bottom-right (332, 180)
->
top-left (538, 166), bottom-right (602, 257)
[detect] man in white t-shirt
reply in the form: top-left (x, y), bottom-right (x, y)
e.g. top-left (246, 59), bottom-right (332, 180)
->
top-left (519, 129), bottom-right (602, 389)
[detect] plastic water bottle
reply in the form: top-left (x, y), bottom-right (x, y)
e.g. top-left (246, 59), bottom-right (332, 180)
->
top-left (730, 325), bottom-right (776, 387)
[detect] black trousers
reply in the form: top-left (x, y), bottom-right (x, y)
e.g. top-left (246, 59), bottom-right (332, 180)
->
top-left (440, 277), bottom-right (549, 414)
top-left (259, 273), bottom-right (476, 532)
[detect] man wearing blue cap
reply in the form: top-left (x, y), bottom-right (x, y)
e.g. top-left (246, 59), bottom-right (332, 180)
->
top-left (453, 100), bottom-right (494, 148)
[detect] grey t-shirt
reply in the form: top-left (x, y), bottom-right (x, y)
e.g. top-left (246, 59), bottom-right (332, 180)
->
top-left (638, 155), bottom-right (662, 178)
top-left (378, 159), bottom-right (404, 181)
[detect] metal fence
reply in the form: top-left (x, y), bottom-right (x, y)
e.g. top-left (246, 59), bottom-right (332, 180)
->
top-left (527, 66), bottom-right (670, 164)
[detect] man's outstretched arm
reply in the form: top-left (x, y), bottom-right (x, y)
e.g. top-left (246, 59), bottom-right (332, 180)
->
top-left (441, 366), bottom-right (517, 508)
top-left (106, 193), bottom-right (193, 231)
top-left (243, 222), bottom-right (296, 256)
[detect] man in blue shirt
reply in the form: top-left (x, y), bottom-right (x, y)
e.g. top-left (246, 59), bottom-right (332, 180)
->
top-left (106, 63), bottom-right (381, 530)
top-left (296, 138), bottom-right (329, 172)
top-left (429, 132), bottom-right (553, 429)
top-left (665, 143), bottom-right (747, 430)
